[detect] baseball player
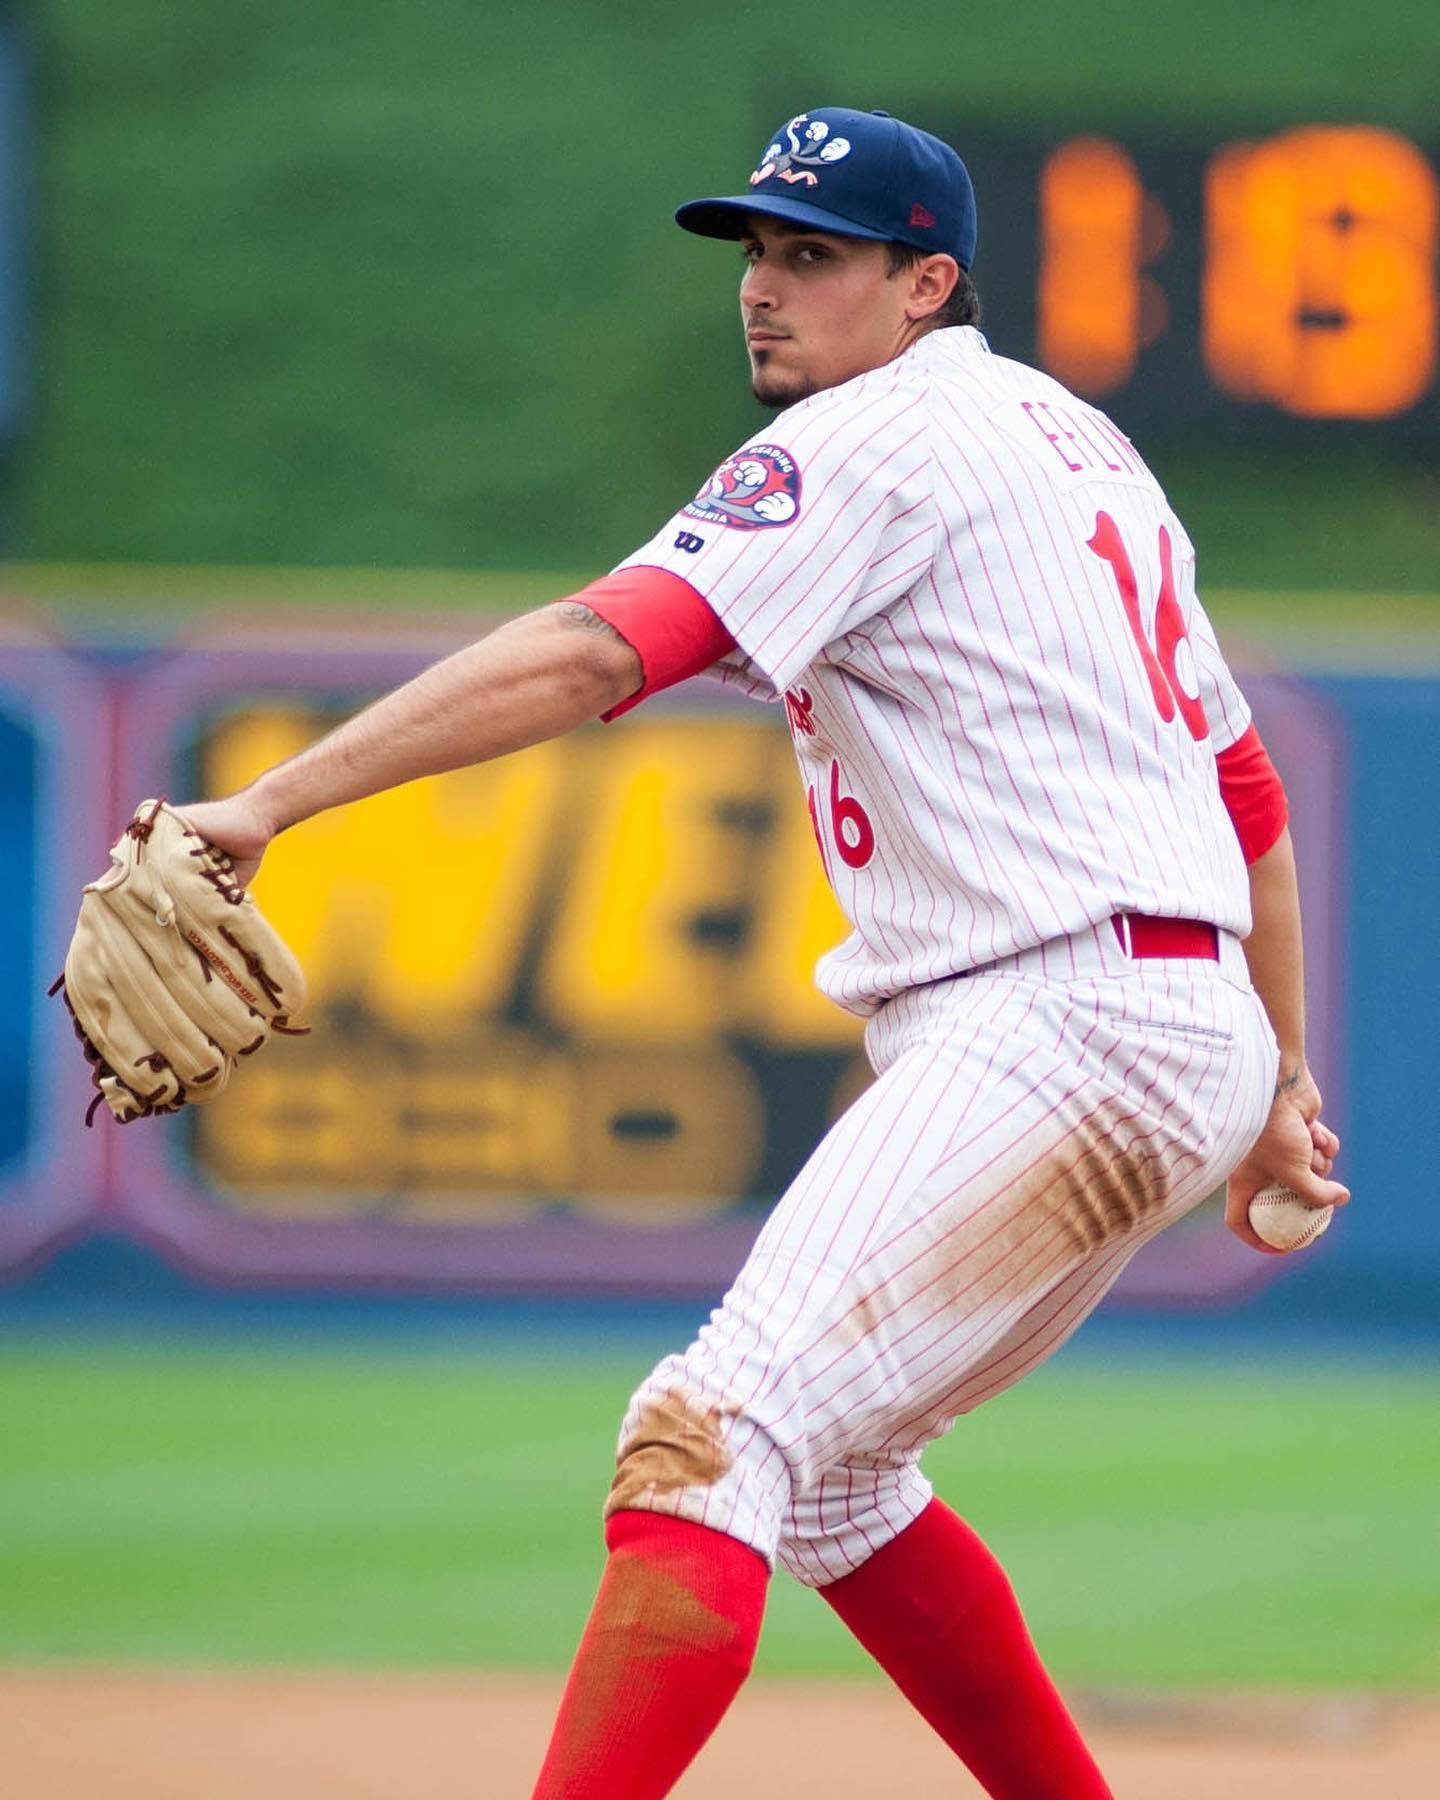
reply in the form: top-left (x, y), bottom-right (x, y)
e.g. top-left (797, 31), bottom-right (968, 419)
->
top-left (180, 108), bottom-right (1347, 1799)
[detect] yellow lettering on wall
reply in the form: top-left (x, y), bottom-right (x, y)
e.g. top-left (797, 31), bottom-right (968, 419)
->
top-left (567, 1044), bottom-right (763, 1220)
top-left (536, 720), bottom-right (774, 1042)
top-left (196, 1033), bottom-right (755, 1223)
top-left (204, 708), bottom-right (563, 1027)
top-left (196, 1044), bottom-right (400, 1207)
top-left (192, 706), bottom-right (857, 1222)
top-left (389, 1031), bottom-right (574, 1210)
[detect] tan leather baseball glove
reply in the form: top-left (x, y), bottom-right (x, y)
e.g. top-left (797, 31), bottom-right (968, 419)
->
top-left (51, 797), bottom-right (308, 1125)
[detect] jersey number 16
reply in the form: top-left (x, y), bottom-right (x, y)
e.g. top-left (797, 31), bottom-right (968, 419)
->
top-left (808, 757), bottom-right (876, 877)
top-left (1087, 510), bottom-right (1209, 741)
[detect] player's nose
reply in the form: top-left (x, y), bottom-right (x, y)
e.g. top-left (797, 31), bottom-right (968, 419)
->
top-left (740, 257), bottom-right (778, 311)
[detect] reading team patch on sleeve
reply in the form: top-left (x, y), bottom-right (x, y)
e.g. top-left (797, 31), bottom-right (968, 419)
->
top-left (682, 444), bottom-right (802, 531)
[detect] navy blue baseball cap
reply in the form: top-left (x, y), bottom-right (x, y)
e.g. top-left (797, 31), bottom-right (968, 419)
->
top-left (676, 108), bottom-right (978, 271)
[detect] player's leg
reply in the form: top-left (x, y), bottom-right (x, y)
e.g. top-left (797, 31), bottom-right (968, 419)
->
top-left (530, 1510), bottom-right (768, 1799)
top-left (774, 1247), bottom-right (1148, 1800)
top-left (820, 1494), bottom-right (1112, 1800)
top-left (760, 968), bottom-right (1275, 1800)
top-left (529, 1021), bottom-right (983, 1798)
top-left (533, 963), bottom-right (1272, 1797)
top-left (773, 1224), bottom-right (1147, 1588)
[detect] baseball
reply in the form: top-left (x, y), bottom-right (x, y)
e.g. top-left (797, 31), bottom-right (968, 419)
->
top-left (1247, 1183), bottom-right (1333, 1252)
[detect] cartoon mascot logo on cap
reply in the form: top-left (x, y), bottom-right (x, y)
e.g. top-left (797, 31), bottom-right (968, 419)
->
top-left (750, 116), bottom-right (852, 189)
top-left (683, 445), bottom-right (801, 531)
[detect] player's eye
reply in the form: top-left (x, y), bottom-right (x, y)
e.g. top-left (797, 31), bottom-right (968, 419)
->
top-left (795, 243), bottom-right (830, 264)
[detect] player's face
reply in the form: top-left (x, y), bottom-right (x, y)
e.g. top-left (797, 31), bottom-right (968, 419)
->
top-left (738, 218), bottom-right (931, 406)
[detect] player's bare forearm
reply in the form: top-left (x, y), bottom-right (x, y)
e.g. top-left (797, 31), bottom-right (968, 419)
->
top-left (176, 604), bottom-right (641, 876)
top-left (1239, 827), bottom-right (1306, 1080)
top-left (1225, 825), bottom-right (1349, 1245)
top-left (252, 603), bottom-right (640, 826)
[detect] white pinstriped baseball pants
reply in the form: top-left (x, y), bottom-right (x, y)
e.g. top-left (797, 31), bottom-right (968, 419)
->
top-left (608, 922), bottom-right (1277, 1586)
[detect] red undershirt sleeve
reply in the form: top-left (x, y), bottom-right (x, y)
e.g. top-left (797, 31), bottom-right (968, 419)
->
top-left (571, 566), bottom-right (738, 720)
top-left (1215, 722), bottom-right (1289, 864)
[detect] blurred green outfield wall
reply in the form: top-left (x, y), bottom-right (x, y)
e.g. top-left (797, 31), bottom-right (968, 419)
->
top-left (10, 1), bottom-right (1440, 588)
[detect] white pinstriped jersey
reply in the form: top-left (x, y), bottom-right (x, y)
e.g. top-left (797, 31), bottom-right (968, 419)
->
top-left (617, 325), bottom-right (1254, 1018)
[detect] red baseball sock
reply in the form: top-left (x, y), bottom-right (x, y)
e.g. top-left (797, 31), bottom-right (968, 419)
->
top-left (820, 1499), bottom-right (1112, 1799)
top-left (531, 1510), bottom-right (769, 1799)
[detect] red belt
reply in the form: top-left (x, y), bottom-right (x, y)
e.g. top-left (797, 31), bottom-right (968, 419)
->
top-left (1111, 914), bottom-right (1219, 960)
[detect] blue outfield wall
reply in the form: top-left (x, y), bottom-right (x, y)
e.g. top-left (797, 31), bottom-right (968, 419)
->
top-left (1306, 675), bottom-right (1440, 1316)
top-left (0, 629), bottom-right (1435, 1326)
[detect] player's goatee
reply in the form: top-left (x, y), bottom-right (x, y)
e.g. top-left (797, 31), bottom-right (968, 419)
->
top-left (751, 371), bottom-right (819, 408)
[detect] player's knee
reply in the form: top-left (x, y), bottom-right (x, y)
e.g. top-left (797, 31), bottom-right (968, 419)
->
top-left (605, 1382), bottom-right (736, 1517)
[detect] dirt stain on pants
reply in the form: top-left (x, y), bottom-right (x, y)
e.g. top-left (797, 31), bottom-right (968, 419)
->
top-left (606, 1387), bottom-right (735, 1518)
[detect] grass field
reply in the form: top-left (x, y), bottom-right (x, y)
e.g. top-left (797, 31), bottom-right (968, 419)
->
top-left (4, 1333), bottom-right (1436, 1691)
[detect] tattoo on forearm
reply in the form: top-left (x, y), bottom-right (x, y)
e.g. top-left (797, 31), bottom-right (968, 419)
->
top-left (558, 602), bottom-right (627, 646)
top-left (1275, 1068), bottom-right (1303, 1098)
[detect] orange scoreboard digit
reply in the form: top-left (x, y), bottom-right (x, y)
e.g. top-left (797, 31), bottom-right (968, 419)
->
top-left (947, 124), bottom-right (1438, 436)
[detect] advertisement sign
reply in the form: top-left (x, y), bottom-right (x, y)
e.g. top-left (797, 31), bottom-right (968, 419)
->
top-left (75, 625), bottom-right (1343, 1301)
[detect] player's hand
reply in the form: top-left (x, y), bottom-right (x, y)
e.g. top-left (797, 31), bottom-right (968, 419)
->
top-left (1224, 1063), bottom-right (1349, 1254)
top-left (171, 792), bottom-right (277, 889)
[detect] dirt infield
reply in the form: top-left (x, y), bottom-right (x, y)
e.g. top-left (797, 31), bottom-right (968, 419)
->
top-left (3, 1669), bottom-right (1436, 1797)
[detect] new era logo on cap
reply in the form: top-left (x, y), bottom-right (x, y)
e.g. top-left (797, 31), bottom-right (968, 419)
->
top-left (675, 107), bottom-right (978, 271)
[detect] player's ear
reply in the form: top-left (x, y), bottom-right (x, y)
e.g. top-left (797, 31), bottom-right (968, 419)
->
top-left (905, 253), bottom-right (959, 323)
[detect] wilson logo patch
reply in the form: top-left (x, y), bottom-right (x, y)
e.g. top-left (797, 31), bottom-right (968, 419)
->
top-left (683, 445), bottom-right (801, 532)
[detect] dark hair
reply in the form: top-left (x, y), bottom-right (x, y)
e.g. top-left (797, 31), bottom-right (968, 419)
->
top-left (885, 242), bottom-right (982, 329)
